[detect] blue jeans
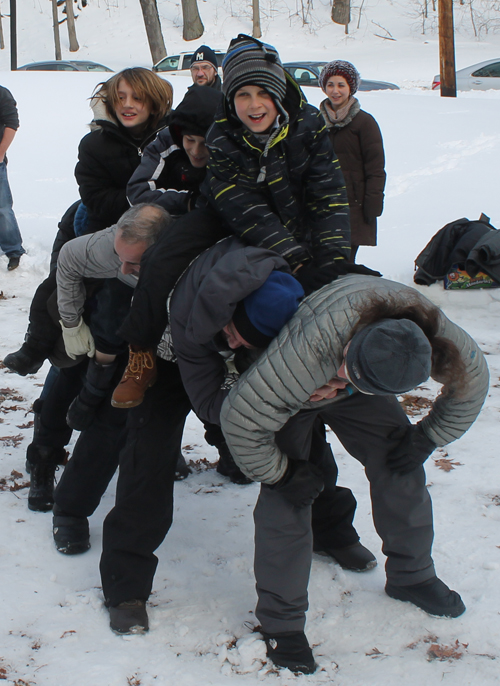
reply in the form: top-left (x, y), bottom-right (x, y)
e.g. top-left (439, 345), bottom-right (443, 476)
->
top-left (0, 161), bottom-right (24, 257)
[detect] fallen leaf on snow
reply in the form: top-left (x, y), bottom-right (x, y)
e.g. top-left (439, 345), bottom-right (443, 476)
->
top-left (433, 457), bottom-right (463, 472)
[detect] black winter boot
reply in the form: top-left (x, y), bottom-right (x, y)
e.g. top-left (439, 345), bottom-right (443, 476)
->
top-left (175, 452), bottom-right (192, 481)
top-left (66, 358), bottom-right (118, 432)
top-left (313, 542), bottom-right (377, 572)
top-left (215, 440), bottom-right (252, 485)
top-left (3, 342), bottom-right (47, 376)
top-left (108, 600), bottom-right (149, 635)
top-left (52, 504), bottom-right (90, 555)
top-left (385, 576), bottom-right (466, 618)
top-left (262, 630), bottom-right (316, 674)
top-left (26, 444), bottom-right (67, 512)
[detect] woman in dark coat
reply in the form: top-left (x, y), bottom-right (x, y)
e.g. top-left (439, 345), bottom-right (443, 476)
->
top-left (319, 60), bottom-right (386, 262)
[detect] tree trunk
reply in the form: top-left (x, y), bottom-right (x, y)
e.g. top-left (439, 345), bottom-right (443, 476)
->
top-left (332, 0), bottom-right (351, 26)
top-left (65, 0), bottom-right (79, 52)
top-left (0, 11), bottom-right (4, 50)
top-left (52, 0), bottom-right (62, 60)
top-left (139, 0), bottom-right (167, 64)
top-left (252, 0), bottom-right (262, 38)
top-left (181, 0), bottom-right (204, 41)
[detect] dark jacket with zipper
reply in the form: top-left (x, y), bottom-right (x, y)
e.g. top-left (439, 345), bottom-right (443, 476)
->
top-left (320, 98), bottom-right (385, 247)
top-left (127, 86), bottom-right (222, 215)
top-left (201, 75), bottom-right (350, 269)
top-left (75, 103), bottom-right (168, 234)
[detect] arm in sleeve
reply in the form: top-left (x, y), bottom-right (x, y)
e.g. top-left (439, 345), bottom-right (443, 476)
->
top-left (359, 114), bottom-right (386, 220)
top-left (56, 228), bottom-right (123, 326)
top-left (126, 135), bottom-right (190, 215)
top-left (75, 135), bottom-right (129, 226)
top-left (303, 114), bottom-right (351, 266)
top-left (418, 315), bottom-right (489, 446)
top-left (0, 87), bottom-right (20, 130)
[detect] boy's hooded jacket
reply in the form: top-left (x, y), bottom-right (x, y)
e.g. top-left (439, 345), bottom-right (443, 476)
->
top-left (127, 86), bottom-right (223, 215)
top-left (201, 75), bottom-right (350, 269)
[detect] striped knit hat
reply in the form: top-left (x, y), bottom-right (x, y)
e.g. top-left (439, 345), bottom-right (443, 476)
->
top-left (222, 34), bottom-right (287, 105)
top-left (319, 60), bottom-right (361, 95)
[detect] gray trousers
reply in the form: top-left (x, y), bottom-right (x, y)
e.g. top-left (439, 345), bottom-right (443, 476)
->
top-left (254, 393), bottom-right (436, 635)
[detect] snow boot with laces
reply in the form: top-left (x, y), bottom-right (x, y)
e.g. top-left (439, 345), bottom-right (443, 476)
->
top-left (111, 346), bottom-right (157, 409)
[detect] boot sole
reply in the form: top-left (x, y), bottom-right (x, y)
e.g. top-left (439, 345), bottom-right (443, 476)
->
top-left (55, 541), bottom-right (91, 555)
top-left (111, 397), bottom-right (144, 409)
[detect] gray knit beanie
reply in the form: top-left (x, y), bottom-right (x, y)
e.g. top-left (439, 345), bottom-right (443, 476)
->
top-left (345, 319), bottom-right (432, 395)
top-left (222, 34), bottom-right (287, 105)
top-left (319, 60), bottom-right (361, 95)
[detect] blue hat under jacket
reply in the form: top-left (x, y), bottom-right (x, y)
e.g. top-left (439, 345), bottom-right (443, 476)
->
top-left (232, 271), bottom-right (304, 348)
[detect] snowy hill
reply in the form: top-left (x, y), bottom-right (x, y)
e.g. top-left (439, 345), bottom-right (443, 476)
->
top-left (1, 2), bottom-right (500, 685)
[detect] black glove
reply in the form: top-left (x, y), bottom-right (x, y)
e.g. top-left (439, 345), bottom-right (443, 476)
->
top-left (294, 262), bottom-right (348, 296)
top-left (386, 424), bottom-right (437, 475)
top-left (344, 263), bottom-right (382, 278)
top-left (272, 460), bottom-right (325, 508)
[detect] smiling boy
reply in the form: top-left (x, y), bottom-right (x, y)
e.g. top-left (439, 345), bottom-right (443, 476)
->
top-left (204, 34), bottom-right (351, 293)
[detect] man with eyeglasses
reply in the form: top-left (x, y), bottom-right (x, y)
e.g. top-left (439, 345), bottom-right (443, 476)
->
top-left (189, 45), bottom-right (222, 90)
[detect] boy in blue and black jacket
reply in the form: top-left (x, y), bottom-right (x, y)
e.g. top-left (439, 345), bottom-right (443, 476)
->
top-left (115, 35), bottom-right (377, 404)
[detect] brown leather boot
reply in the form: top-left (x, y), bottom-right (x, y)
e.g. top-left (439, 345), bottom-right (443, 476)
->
top-left (111, 347), bottom-right (157, 409)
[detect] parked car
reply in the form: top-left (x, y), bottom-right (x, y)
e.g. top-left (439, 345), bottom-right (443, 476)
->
top-left (153, 51), bottom-right (225, 73)
top-left (432, 58), bottom-right (500, 91)
top-left (283, 62), bottom-right (400, 91)
top-left (17, 60), bottom-right (112, 72)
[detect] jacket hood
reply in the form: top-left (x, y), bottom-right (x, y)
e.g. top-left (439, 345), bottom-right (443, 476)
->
top-left (179, 237), bottom-right (291, 345)
top-left (169, 86), bottom-right (223, 147)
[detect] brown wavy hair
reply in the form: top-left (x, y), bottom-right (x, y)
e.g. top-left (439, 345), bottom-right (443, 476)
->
top-left (351, 292), bottom-right (468, 396)
top-left (93, 67), bottom-right (173, 129)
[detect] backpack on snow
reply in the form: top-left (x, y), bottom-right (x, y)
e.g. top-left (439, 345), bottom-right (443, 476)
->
top-left (414, 213), bottom-right (500, 290)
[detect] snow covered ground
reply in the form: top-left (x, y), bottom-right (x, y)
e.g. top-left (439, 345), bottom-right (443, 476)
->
top-left (1, 2), bottom-right (500, 685)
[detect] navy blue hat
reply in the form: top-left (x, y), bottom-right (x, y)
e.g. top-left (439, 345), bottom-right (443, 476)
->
top-left (232, 271), bottom-right (304, 348)
top-left (190, 45), bottom-right (218, 70)
top-left (345, 318), bottom-right (432, 395)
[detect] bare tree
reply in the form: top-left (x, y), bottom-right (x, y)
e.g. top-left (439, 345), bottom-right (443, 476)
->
top-left (139, 0), bottom-right (167, 63)
top-left (65, 0), bottom-right (79, 52)
top-left (52, 0), bottom-right (62, 60)
top-left (332, 0), bottom-right (351, 33)
top-left (0, 6), bottom-right (4, 50)
top-left (252, 0), bottom-right (262, 38)
top-left (181, 0), bottom-right (204, 41)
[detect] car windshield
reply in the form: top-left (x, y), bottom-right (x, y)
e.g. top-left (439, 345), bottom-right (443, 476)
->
top-left (155, 56), bottom-right (181, 71)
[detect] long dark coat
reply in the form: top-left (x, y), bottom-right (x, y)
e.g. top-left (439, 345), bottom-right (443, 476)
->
top-left (321, 99), bottom-right (385, 247)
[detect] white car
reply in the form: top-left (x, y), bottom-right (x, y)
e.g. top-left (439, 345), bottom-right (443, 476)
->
top-left (432, 58), bottom-right (500, 91)
top-left (153, 51), bottom-right (225, 74)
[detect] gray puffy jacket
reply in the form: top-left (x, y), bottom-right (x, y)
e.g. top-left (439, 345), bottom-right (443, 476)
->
top-left (220, 275), bottom-right (489, 484)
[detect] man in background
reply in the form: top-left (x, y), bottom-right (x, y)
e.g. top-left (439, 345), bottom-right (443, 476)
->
top-left (0, 84), bottom-right (24, 270)
top-left (189, 45), bottom-right (222, 90)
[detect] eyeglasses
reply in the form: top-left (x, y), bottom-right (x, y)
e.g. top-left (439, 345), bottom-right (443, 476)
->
top-left (190, 64), bottom-right (215, 73)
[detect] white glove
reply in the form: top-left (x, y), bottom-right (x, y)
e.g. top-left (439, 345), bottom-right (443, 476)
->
top-left (60, 318), bottom-right (95, 360)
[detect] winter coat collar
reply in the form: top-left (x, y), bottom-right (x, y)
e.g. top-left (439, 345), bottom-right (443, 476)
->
top-left (320, 97), bottom-right (360, 130)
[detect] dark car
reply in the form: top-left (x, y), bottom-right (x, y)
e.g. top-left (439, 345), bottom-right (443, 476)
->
top-left (283, 62), bottom-right (399, 91)
top-left (17, 60), bottom-right (112, 72)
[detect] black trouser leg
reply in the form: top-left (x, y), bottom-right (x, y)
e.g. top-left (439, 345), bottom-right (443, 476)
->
top-left (100, 360), bottom-right (192, 606)
top-left (53, 356), bottom-right (129, 517)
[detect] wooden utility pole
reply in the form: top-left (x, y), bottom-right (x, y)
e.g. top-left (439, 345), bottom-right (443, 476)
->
top-left (438, 0), bottom-right (456, 97)
top-left (10, 0), bottom-right (16, 70)
top-left (52, 0), bottom-right (62, 61)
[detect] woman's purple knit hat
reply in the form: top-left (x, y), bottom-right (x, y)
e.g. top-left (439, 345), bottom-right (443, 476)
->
top-left (319, 60), bottom-right (361, 95)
